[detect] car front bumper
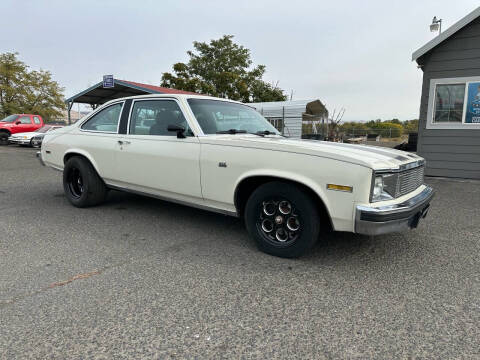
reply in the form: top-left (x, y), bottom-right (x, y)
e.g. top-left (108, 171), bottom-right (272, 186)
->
top-left (9, 137), bottom-right (30, 145)
top-left (355, 185), bottom-right (434, 236)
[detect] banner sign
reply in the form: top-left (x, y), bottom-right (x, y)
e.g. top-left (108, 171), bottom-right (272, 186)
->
top-left (103, 75), bottom-right (114, 88)
top-left (465, 82), bottom-right (480, 123)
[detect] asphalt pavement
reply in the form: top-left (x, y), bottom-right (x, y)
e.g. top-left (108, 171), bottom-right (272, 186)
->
top-left (0, 146), bottom-right (479, 359)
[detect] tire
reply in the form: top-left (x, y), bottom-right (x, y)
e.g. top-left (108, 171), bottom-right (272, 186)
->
top-left (29, 138), bottom-right (34, 147)
top-left (0, 132), bottom-right (9, 145)
top-left (244, 181), bottom-right (320, 258)
top-left (63, 156), bottom-right (107, 207)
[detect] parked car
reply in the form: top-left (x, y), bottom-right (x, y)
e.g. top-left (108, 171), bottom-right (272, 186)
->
top-left (0, 114), bottom-right (44, 145)
top-left (9, 125), bottom-right (64, 146)
top-left (38, 94), bottom-right (434, 258)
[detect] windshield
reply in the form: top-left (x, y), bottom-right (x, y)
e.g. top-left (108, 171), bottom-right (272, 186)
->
top-left (0, 115), bottom-right (19, 123)
top-left (35, 125), bottom-right (53, 133)
top-left (187, 99), bottom-right (280, 135)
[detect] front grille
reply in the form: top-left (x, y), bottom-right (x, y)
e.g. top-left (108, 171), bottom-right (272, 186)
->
top-left (395, 166), bottom-right (424, 197)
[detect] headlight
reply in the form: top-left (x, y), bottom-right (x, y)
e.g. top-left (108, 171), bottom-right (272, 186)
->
top-left (371, 175), bottom-right (394, 202)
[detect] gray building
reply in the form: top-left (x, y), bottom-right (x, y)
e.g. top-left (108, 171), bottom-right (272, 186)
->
top-left (413, 6), bottom-right (480, 179)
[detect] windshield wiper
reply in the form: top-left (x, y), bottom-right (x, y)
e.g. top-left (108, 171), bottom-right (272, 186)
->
top-left (216, 129), bottom-right (247, 134)
top-left (255, 130), bottom-right (278, 136)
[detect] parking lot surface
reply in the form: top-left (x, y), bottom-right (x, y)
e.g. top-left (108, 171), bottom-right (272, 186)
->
top-left (0, 146), bottom-right (479, 359)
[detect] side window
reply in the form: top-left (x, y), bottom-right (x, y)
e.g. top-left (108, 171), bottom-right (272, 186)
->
top-left (129, 100), bottom-right (191, 136)
top-left (33, 116), bottom-right (41, 124)
top-left (82, 103), bottom-right (123, 132)
top-left (19, 116), bottom-right (32, 124)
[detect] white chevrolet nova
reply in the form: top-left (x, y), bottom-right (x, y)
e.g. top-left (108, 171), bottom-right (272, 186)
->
top-left (38, 94), bottom-right (434, 258)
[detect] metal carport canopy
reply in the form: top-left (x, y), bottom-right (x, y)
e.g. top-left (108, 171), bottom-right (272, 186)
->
top-left (64, 78), bottom-right (198, 124)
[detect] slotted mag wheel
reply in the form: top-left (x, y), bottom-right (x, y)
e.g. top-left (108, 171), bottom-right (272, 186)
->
top-left (257, 198), bottom-right (302, 247)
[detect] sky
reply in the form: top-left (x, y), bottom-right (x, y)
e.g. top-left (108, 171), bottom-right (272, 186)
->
top-left (2, 0), bottom-right (479, 121)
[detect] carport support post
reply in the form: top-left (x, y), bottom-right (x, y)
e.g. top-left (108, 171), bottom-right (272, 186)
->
top-left (67, 101), bottom-right (73, 125)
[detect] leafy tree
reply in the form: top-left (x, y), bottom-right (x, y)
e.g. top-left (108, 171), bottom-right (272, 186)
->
top-left (161, 35), bottom-right (287, 102)
top-left (403, 119), bottom-right (419, 132)
top-left (0, 52), bottom-right (65, 121)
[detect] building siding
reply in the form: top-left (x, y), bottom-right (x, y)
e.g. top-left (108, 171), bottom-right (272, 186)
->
top-left (417, 17), bottom-right (480, 179)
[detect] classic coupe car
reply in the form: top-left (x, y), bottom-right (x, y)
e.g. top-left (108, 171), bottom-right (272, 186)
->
top-left (38, 94), bottom-right (433, 258)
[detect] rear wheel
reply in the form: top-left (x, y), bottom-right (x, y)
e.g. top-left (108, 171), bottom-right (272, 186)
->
top-left (63, 156), bottom-right (107, 207)
top-left (245, 181), bottom-right (320, 258)
top-left (0, 132), bottom-right (9, 145)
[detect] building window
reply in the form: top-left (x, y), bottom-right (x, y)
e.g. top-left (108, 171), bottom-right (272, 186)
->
top-left (433, 84), bottom-right (465, 123)
top-left (427, 77), bottom-right (480, 129)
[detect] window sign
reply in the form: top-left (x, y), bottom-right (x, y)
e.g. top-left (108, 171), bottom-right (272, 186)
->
top-left (464, 82), bottom-right (480, 123)
top-left (103, 75), bottom-right (114, 88)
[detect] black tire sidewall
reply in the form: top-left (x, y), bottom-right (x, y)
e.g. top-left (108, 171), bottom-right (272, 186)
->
top-left (245, 181), bottom-right (320, 258)
top-left (0, 133), bottom-right (9, 145)
top-left (63, 157), bottom-right (105, 207)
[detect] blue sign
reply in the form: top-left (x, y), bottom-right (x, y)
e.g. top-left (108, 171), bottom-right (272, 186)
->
top-left (103, 75), bottom-right (114, 88)
top-left (465, 82), bottom-right (480, 123)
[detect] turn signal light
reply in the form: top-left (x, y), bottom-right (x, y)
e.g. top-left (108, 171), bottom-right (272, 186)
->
top-left (327, 184), bottom-right (353, 192)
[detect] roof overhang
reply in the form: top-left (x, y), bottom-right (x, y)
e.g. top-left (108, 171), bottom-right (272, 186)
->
top-left (65, 79), bottom-right (198, 105)
top-left (65, 79), bottom-right (162, 105)
top-left (412, 6), bottom-right (480, 62)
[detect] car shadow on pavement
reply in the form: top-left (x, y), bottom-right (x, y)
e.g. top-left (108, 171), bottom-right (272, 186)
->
top-left (100, 190), bottom-right (422, 266)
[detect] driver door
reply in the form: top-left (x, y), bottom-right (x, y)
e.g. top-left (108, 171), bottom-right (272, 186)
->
top-left (16, 115), bottom-right (34, 132)
top-left (113, 98), bottom-right (202, 200)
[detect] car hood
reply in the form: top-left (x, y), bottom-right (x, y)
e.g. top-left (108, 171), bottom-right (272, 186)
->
top-left (200, 135), bottom-right (423, 170)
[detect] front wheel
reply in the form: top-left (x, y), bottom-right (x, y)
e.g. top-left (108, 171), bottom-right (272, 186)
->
top-left (245, 181), bottom-right (320, 258)
top-left (63, 156), bottom-right (107, 207)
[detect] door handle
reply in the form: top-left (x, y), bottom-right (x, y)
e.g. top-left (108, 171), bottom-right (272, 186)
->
top-left (118, 140), bottom-right (131, 145)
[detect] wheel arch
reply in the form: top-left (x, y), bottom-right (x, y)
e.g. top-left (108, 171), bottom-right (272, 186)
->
top-left (0, 129), bottom-right (11, 136)
top-left (234, 173), bottom-right (333, 231)
top-left (63, 150), bottom-right (101, 175)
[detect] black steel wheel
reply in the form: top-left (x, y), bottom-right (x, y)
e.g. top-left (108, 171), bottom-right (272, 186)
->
top-left (245, 181), bottom-right (320, 258)
top-left (63, 156), bottom-right (107, 207)
top-left (67, 167), bottom-right (84, 199)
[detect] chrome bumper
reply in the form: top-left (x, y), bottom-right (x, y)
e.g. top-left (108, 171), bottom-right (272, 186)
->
top-left (355, 186), bottom-right (434, 236)
top-left (36, 151), bottom-right (45, 166)
top-left (9, 138), bottom-right (29, 145)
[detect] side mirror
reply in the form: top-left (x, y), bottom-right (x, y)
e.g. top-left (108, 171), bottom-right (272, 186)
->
top-left (167, 124), bottom-right (186, 138)
top-left (15, 120), bottom-right (21, 125)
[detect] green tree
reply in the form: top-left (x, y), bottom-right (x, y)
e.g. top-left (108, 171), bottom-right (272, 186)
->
top-left (403, 119), bottom-right (419, 132)
top-left (0, 52), bottom-right (65, 121)
top-left (161, 35), bottom-right (287, 102)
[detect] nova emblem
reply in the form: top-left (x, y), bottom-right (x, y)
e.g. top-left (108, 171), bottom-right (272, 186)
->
top-left (218, 161), bottom-right (227, 168)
